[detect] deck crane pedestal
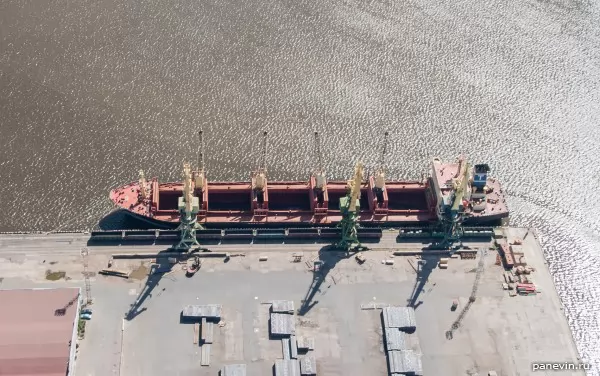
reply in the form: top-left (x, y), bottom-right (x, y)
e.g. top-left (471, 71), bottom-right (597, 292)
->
top-left (336, 162), bottom-right (366, 250)
top-left (174, 162), bottom-right (202, 251)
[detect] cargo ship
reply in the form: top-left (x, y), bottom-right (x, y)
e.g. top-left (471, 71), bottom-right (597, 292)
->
top-left (109, 134), bottom-right (508, 229)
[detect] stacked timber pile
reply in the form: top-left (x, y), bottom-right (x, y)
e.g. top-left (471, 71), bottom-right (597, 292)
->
top-left (381, 306), bottom-right (423, 376)
top-left (181, 304), bottom-right (222, 367)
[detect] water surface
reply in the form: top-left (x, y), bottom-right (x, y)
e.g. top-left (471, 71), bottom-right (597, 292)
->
top-left (1, 0), bottom-right (599, 372)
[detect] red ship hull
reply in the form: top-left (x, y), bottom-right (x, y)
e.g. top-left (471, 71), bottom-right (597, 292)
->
top-left (109, 168), bottom-right (509, 228)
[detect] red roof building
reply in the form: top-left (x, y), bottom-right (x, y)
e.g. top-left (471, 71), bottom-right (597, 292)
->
top-left (0, 288), bottom-right (81, 376)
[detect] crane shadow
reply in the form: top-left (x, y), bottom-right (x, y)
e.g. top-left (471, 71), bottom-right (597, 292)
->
top-left (297, 245), bottom-right (358, 316)
top-left (124, 249), bottom-right (179, 321)
top-left (406, 248), bottom-right (444, 309)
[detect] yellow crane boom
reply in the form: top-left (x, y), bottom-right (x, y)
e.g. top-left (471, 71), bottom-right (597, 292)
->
top-left (182, 162), bottom-right (193, 213)
top-left (451, 161), bottom-right (470, 213)
top-left (348, 162), bottom-right (364, 212)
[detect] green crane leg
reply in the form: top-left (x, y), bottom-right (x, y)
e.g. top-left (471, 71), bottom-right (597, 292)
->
top-left (336, 213), bottom-right (361, 250)
top-left (433, 217), bottom-right (464, 252)
top-left (174, 213), bottom-right (203, 251)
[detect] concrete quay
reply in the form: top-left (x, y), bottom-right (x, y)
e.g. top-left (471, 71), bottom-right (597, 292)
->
top-left (0, 227), bottom-right (587, 375)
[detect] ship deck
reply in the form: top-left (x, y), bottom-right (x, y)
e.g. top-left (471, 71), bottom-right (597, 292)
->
top-left (0, 227), bottom-right (583, 375)
top-left (110, 176), bottom-right (509, 227)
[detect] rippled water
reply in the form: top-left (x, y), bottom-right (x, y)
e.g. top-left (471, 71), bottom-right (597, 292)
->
top-left (1, 0), bottom-right (599, 371)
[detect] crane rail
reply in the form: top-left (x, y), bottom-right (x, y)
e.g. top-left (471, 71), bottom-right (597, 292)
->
top-left (446, 248), bottom-right (487, 340)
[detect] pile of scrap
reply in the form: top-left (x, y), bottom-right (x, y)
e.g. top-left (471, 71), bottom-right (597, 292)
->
top-left (381, 306), bottom-right (423, 376)
top-left (181, 304), bottom-right (222, 367)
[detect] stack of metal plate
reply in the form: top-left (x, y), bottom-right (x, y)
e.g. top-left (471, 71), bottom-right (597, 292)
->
top-left (299, 356), bottom-right (317, 375)
top-left (182, 304), bottom-right (222, 320)
top-left (384, 327), bottom-right (408, 351)
top-left (201, 317), bottom-right (214, 344)
top-left (221, 364), bottom-right (246, 376)
top-left (270, 313), bottom-right (296, 336)
top-left (381, 306), bottom-right (416, 331)
top-left (290, 335), bottom-right (298, 359)
top-left (387, 350), bottom-right (423, 375)
top-left (296, 336), bottom-right (315, 351)
top-left (200, 344), bottom-right (211, 366)
top-left (272, 300), bottom-right (295, 313)
top-left (282, 338), bottom-right (291, 359)
top-left (274, 359), bottom-right (301, 376)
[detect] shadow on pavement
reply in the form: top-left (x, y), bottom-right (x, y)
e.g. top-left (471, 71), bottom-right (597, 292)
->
top-left (124, 249), bottom-right (180, 321)
top-left (297, 245), bottom-right (361, 316)
top-left (406, 249), bottom-right (443, 309)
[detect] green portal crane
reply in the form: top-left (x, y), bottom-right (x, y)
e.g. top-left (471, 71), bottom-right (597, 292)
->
top-left (174, 162), bottom-right (203, 251)
top-left (336, 162), bottom-right (364, 250)
top-left (439, 158), bottom-right (471, 250)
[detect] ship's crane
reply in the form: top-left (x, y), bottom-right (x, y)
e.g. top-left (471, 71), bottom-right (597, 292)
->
top-left (174, 161), bottom-right (202, 251)
top-left (373, 131), bottom-right (389, 205)
top-left (336, 162), bottom-right (365, 250)
top-left (138, 170), bottom-right (148, 201)
top-left (251, 131), bottom-right (268, 206)
top-left (313, 132), bottom-right (327, 205)
top-left (193, 130), bottom-right (206, 193)
top-left (183, 163), bottom-right (194, 213)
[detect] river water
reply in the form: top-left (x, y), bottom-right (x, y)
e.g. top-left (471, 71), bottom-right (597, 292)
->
top-left (1, 0), bottom-right (599, 372)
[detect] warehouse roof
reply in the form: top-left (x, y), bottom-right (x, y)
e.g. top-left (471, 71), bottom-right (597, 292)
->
top-left (0, 288), bottom-right (80, 376)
